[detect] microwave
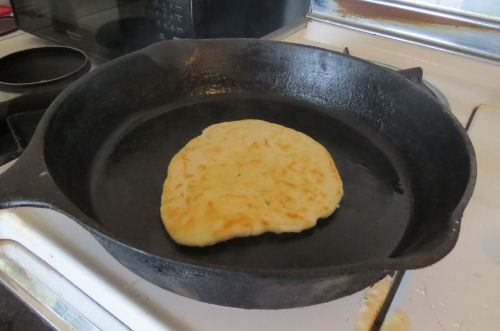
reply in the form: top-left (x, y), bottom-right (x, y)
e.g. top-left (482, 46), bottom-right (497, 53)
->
top-left (11, 0), bottom-right (309, 59)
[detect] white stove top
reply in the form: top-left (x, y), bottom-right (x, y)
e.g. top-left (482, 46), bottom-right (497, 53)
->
top-left (1, 20), bottom-right (500, 331)
top-left (0, 201), bottom-right (369, 331)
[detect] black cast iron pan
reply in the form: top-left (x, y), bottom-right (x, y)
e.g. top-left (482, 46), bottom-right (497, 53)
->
top-left (0, 39), bottom-right (476, 309)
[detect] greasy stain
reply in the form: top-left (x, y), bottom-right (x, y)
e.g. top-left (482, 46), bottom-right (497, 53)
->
top-left (334, 0), bottom-right (489, 30)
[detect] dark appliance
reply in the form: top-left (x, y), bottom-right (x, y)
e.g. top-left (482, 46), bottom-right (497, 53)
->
top-left (11, 0), bottom-right (309, 59)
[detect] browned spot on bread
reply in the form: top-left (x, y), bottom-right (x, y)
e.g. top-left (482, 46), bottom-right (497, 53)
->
top-left (282, 181), bottom-right (296, 188)
top-left (224, 216), bottom-right (248, 229)
top-left (310, 169), bottom-right (325, 178)
top-left (248, 141), bottom-right (260, 150)
top-left (287, 161), bottom-right (299, 172)
top-left (276, 142), bottom-right (290, 151)
top-left (283, 194), bottom-right (293, 202)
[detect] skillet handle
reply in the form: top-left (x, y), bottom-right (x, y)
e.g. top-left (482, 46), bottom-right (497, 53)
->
top-left (0, 154), bottom-right (77, 215)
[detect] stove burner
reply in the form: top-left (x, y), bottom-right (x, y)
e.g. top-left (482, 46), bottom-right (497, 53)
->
top-left (0, 88), bottom-right (62, 166)
top-left (0, 46), bottom-right (91, 166)
top-left (6, 109), bottom-right (45, 150)
top-left (0, 47), bottom-right (90, 92)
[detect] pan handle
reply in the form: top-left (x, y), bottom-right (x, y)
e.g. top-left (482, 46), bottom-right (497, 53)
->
top-left (0, 154), bottom-right (80, 217)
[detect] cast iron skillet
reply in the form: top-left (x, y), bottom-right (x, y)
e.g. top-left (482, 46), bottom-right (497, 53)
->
top-left (0, 39), bottom-right (476, 309)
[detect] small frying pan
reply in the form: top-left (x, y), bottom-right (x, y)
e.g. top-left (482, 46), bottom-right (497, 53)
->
top-left (0, 39), bottom-right (476, 309)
